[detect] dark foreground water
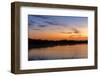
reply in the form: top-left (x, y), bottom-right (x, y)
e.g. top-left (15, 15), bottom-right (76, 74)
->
top-left (28, 44), bottom-right (88, 60)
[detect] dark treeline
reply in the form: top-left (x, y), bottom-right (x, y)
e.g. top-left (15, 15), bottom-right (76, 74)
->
top-left (28, 38), bottom-right (88, 49)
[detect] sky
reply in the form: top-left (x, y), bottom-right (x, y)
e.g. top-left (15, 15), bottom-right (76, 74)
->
top-left (28, 15), bottom-right (88, 41)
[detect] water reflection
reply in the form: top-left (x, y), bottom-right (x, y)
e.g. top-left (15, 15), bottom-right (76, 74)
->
top-left (28, 44), bottom-right (88, 60)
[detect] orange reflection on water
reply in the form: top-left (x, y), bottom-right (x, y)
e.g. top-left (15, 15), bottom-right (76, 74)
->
top-left (28, 44), bottom-right (88, 60)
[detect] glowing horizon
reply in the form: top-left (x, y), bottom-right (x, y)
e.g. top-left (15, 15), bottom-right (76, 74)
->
top-left (28, 15), bottom-right (88, 41)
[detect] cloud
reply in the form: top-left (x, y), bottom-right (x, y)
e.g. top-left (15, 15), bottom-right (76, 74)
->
top-left (61, 32), bottom-right (73, 34)
top-left (32, 15), bottom-right (49, 19)
top-left (45, 21), bottom-right (59, 25)
top-left (45, 21), bottom-right (69, 27)
top-left (66, 32), bottom-right (73, 34)
top-left (38, 25), bottom-right (47, 27)
top-left (32, 29), bottom-right (41, 30)
top-left (60, 28), bottom-right (80, 34)
top-left (28, 15), bottom-right (70, 28)
top-left (71, 28), bottom-right (80, 34)
top-left (28, 20), bottom-right (36, 26)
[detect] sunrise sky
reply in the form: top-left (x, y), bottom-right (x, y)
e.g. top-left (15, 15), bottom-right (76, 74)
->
top-left (28, 15), bottom-right (88, 41)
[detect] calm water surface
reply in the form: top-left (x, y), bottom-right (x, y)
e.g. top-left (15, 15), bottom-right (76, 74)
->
top-left (28, 44), bottom-right (88, 60)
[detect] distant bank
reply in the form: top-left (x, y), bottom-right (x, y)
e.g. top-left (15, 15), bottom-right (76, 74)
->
top-left (28, 38), bottom-right (88, 49)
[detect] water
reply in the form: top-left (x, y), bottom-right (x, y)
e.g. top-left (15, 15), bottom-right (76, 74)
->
top-left (28, 44), bottom-right (88, 60)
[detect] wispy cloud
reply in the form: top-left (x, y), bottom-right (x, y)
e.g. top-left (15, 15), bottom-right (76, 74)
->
top-left (32, 15), bottom-right (49, 19)
top-left (32, 29), bottom-right (41, 30)
top-left (45, 21), bottom-right (60, 25)
top-left (38, 25), bottom-right (47, 27)
top-left (28, 20), bottom-right (36, 26)
top-left (71, 28), bottom-right (80, 34)
top-left (28, 15), bottom-right (70, 28)
top-left (60, 28), bottom-right (80, 35)
top-left (61, 32), bottom-right (73, 34)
